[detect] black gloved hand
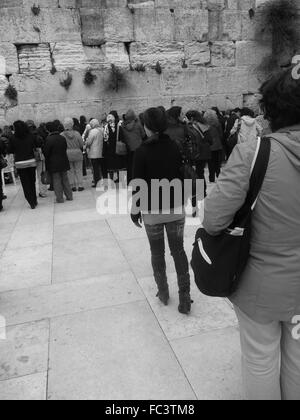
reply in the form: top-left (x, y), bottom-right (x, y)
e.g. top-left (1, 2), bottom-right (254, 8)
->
top-left (131, 212), bottom-right (143, 228)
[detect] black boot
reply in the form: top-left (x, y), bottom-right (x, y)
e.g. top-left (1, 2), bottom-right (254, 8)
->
top-left (154, 273), bottom-right (170, 306)
top-left (178, 274), bottom-right (193, 315)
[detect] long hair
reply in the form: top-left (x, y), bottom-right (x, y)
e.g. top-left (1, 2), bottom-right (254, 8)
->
top-left (13, 121), bottom-right (30, 139)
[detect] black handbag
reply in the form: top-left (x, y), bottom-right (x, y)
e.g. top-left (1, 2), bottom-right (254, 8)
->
top-left (191, 138), bottom-right (271, 298)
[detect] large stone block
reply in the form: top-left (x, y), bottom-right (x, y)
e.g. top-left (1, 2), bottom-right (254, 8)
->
top-left (133, 7), bottom-right (174, 42)
top-left (184, 42), bottom-right (210, 67)
top-left (236, 41), bottom-right (271, 67)
top-left (210, 41), bottom-right (236, 67)
top-left (161, 69), bottom-right (208, 96)
top-left (80, 8), bottom-right (105, 46)
top-left (174, 9), bottom-right (209, 41)
top-left (130, 41), bottom-right (184, 68)
top-left (0, 7), bottom-right (81, 43)
top-left (104, 8), bottom-right (134, 42)
top-left (51, 42), bottom-right (106, 71)
top-left (207, 67), bottom-right (249, 94)
top-left (222, 10), bottom-right (242, 41)
top-left (0, 43), bottom-right (19, 75)
top-left (17, 44), bottom-right (52, 75)
top-left (102, 42), bottom-right (130, 68)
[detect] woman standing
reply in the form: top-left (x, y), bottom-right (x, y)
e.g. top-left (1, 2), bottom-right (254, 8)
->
top-left (62, 118), bottom-right (84, 192)
top-left (9, 121), bottom-right (38, 209)
top-left (43, 121), bottom-right (73, 204)
top-left (204, 109), bottom-right (224, 183)
top-left (203, 69), bottom-right (300, 400)
top-left (0, 136), bottom-right (7, 212)
top-left (86, 119), bottom-right (106, 187)
top-left (104, 111), bottom-right (125, 182)
top-left (131, 107), bottom-right (192, 315)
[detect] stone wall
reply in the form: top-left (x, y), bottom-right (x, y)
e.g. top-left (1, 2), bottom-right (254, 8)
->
top-left (0, 0), bottom-right (296, 124)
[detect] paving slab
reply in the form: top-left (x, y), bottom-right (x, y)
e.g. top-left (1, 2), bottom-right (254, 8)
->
top-left (48, 301), bottom-right (196, 400)
top-left (137, 273), bottom-right (238, 341)
top-left (170, 327), bottom-right (243, 400)
top-left (0, 244), bottom-right (53, 292)
top-left (0, 320), bottom-right (49, 381)
top-left (0, 372), bottom-right (47, 400)
top-left (6, 222), bottom-right (53, 250)
top-left (0, 272), bottom-right (145, 326)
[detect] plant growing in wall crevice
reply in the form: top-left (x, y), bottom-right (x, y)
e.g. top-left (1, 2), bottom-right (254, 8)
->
top-left (155, 61), bottom-right (162, 75)
top-left (60, 72), bottom-right (73, 91)
top-left (104, 64), bottom-right (129, 93)
top-left (84, 70), bottom-right (97, 86)
top-left (4, 84), bottom-right (18, 103)
top-left (256, 0), bottom-right (299, 75)
top-left (31, 4), bottom-right (41, 16)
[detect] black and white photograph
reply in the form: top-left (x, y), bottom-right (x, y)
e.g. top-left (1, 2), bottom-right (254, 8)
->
top-left (0, 0), bottom-right (300, 402)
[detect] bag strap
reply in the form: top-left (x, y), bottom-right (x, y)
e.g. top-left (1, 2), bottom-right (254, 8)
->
top-left (233, 137), bottom-right (271, 227)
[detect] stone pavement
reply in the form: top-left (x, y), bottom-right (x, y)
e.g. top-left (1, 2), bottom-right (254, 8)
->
top-left (0, 176), bottom-right (242, 400)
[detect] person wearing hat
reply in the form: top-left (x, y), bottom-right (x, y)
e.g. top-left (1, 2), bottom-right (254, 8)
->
top-left (130, 107), bottom-right (193, 315)
top-left (61, 118), bottom-right (84, 192)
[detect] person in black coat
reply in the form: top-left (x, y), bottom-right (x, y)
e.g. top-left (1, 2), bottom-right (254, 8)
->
top-left (9, 121), bottom-right (38, 209)
top-left (0, 136), bottom-right (7, 212)
top-left (43, 121), bottom-right (73, 204)
top-left (131, 107), bottom-right (192, 315)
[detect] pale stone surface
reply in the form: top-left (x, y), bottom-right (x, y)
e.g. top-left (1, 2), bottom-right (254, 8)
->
top-left (0, 320), bottom-right (49, 381)
top-left (47, 302), bottom-right (197, 400)
top-left (171, 327), bottom-right (243, 400)
top-left (0, 183), bottom-right (242, 400)
top-left (0, 372), bottom-right (47, 401)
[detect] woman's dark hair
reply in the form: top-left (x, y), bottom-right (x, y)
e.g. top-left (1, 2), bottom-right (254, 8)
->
top-left (260, 68), bottom-right (300, 131)
top-left (167, 106), bottom-right (182, 123)
top-left (53, 120), bottom-right (64, 133)
top-left (186, 110), bottom-right (205, 124)
top-left (143, 107), bottom-right (168, 134)
top-left (13, 120), bottom-right (30, 139)
top-left (241, 107), bottom-right (255, 118)
top-left (109, 110), bottom-right (120, 125)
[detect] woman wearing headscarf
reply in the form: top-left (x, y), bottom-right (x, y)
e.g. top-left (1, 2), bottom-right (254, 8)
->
top-left (204, 109), bottom-right (224, 183)
top-left (61, 118), bottom-right (84, 192)
top-left (86, 119), bottom-right (106, 187)
top-left (103, 111), bottom-right (125, 182)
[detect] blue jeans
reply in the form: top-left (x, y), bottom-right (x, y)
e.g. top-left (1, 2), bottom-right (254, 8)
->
top-left (144, 219), bottom-right (190, 284)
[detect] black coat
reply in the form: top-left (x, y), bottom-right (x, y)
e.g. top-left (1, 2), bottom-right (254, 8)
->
top-left (9, 134), bottom-right (37, 162)
top-left (43, 133), bottom-right (70, 173)
top-left (132, 133), bottom-right (184, 212)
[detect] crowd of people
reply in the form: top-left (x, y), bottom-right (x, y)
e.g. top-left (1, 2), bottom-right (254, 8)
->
top-left (0, 105), bottom-right (269, 212)
top-left (0, 66), bottom-right (300, 400)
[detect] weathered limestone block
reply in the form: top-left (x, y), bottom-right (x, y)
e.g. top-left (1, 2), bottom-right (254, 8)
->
top-left (130, 42), bottom-right (184, 68)
top-left (104, 8), bottom-right (134, 42)
top-left (0, 43), bottom-right (19, 75)
top-left (161, 69), bottom-right (208, 96)
top-left (80, 8), bottom-right (105, 46)
top-left (17, 44), bottom-right (52, 74)
top-left (210, 41), bottom-right (236, 67)
top-left (207, 67), bottom-right (249, 94)
top-left (133, 7), bottom-right (174, 42)
top-left (236, 41), bottom-right (271, 67)
top-left (51, 42), bottom-right (106, 71)
top-left (77, 0), bottom-right (128, 7)
top-left (174, 9), bottom-right (209, 41)
top-left (102, 42), bottom-right (130, 68)
top-left (222, 10), bottom-right (242, 41)
top-left (184, 42), bottom-right (210, 67)
top-left (0, 7), bottom-right (81, 43)
top-left (0, 75), bottom-right (9, 107)
top-left (155, 0), bottom-right (205, 8)
top-left (206, 93), bottom-right (243, 110)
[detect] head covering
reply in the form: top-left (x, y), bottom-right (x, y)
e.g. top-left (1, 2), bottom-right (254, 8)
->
top-left (143, 107), bottom-right (168, 134)
top-left (125, 109), bottom-right (137, 122)
top-left (167, 106), bottom-right (182, 122)
top-left (90, 119), bottom-right (100, 129)
top-left (63, 117), bottom-right (74, 131)
top-left (204, 109), bottom-right (220, 128)
top-left (26, 120), bottom-right (35, 127)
